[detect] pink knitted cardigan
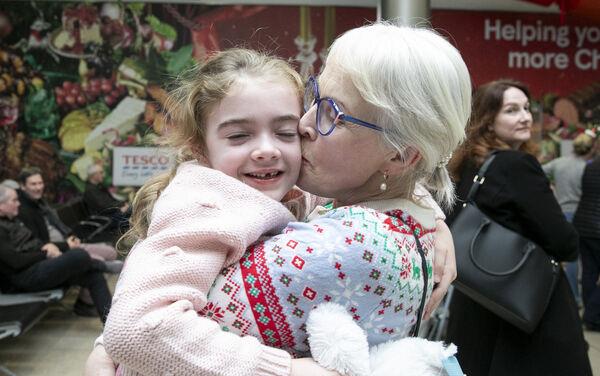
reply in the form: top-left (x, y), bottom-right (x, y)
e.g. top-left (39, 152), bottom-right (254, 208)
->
top-left (103, 161), bottom-right (296, 376)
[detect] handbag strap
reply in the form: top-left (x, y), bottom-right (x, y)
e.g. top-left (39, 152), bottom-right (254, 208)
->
top-left (465, 151), bottom-right (498, 203)
top-left (410, 231), bottom-right (428, 337)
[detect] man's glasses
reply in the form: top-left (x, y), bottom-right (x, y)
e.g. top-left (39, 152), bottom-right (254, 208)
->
top-left (303, 76), bottom-right (383, 136)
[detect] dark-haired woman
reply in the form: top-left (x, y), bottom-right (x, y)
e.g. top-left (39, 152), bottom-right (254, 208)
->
top-left (445, 79), bottom-right (591, 376)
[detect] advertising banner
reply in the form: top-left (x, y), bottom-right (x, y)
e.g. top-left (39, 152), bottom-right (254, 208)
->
top-left (431, 10), bottom-right (599, 97)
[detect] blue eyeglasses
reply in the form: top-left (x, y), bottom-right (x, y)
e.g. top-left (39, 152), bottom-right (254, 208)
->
top-left (303, 76), bottom-right (383, 136)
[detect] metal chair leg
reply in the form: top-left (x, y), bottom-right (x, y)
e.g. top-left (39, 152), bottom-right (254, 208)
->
top-left (0, 364), bottom-right (17, 376)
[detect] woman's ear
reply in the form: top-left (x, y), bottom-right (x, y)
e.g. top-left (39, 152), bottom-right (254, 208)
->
top-left (383, 147), bottom-right (421, 176)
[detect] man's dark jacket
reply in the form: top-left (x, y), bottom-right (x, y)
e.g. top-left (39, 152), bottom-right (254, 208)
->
top-left (574, 157), bottom-right (600, 238)
top-left (0, 216), bottom-right (46, 287)
top-left (17, 189), bottom-right (71, 250)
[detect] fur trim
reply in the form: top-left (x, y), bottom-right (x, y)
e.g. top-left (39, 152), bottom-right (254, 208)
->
top-left (306, 303), bottom-right (371, 376)
top-left (370, 337), bottom-right (452, 376)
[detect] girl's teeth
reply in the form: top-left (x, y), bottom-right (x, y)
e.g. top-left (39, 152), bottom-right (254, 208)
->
top-left (249, 172), bottom-right (279, 178)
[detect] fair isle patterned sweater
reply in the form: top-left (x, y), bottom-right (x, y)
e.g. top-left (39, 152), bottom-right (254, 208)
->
top-left (203, 203), bottom-right (435, 356)
top-left (105, 161), bottom-right (436, 375)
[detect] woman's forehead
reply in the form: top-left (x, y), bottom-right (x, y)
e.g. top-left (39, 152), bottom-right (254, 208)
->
top-left (319, 65), bottom-right (359, 110)
top-left (318, 64), bottom-right (343, 93)
top-left (319, 64), bottom-right (377, 123)
top-left (501, 87), bottom-right (528, 106)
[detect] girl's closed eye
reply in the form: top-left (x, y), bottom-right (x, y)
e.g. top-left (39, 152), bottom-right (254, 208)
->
top-left (226, 133), bottom-right (250, 142)
top-left (276, 130), bottom-right (299, 140)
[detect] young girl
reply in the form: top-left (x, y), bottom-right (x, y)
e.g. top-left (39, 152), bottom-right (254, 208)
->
top-left (103, 24), bottom-right (464, 374)
top-left (105, 48), bottom-right (326, 375)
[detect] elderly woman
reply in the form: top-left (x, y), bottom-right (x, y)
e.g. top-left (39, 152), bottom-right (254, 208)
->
top-left (446, 79), bottom-right (592, 376)
top-left (87, 22), bottom-right (470, 375)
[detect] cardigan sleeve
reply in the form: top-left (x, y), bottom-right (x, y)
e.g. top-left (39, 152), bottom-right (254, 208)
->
top-left (415, 183), bottom-right (445, 220)
top-left (505, 153), bottom-right (578, 261)
top-left (103, 163), bottom-right (295, 376)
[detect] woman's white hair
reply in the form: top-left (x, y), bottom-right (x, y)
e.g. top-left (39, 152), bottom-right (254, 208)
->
top-left (87, 164), bottom-right (103, 179)
top-left (327, 22), bottom-right (471, 208)
top-left (0, 185), bottom-right (14, 204)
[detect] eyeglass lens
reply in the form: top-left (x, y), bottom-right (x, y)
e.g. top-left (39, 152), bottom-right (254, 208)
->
top-left (317, 100), bottom-right (337, 135)
top-left (304, 78), bottom-right (337, 135)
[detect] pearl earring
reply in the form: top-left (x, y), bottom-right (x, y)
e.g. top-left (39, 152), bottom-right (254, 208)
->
top-left (380, 171), bottom-right (388, 191)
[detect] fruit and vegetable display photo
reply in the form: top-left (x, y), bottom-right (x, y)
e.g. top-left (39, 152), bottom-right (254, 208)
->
top-left (0, 2), bottom-right (347, 203)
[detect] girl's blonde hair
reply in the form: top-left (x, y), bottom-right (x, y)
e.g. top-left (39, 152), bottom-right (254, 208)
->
top-left (327, 23), bottom-right (472, 209)
top-left (119, 49), bottom-right (303, 250)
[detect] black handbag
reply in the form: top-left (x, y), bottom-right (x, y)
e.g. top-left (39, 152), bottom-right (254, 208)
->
top-left (450, 153), bottom-right (560, 333)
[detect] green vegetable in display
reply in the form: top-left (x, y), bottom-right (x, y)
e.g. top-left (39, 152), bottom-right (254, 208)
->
top-left (117, 57), bottom-right (149, 96)
top-left (24, 87), bottom-right (59, 139)
top-left (163, 44), bottom-right (194, 76)
top-left (127, 3), bottom-right (145, 16)
top-left (84, 101), bottom-right (111, 124)
top-left (146, 15), bottom-right (176, 40)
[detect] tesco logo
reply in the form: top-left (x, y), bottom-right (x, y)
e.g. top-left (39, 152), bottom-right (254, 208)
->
top-left (121, 155), bottom-right (170, 165)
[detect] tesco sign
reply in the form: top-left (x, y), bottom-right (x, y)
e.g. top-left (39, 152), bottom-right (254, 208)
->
top-left (112, 147), bottom-right (174, 186)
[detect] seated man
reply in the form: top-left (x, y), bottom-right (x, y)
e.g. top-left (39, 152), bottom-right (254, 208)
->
top-left (16, 167), bottom-right (123, 274)
top-left (0, 185), bottom-right (113, 323)
top-left (83, 164), bottom-right (130, 231)
top-left (83, 164), bottom-right (129, 215)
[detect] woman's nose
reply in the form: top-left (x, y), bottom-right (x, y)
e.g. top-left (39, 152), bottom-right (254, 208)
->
top-left (521, 109), bottom-right (533, 123)
top-left (299, 107), bottom-right (318, 141)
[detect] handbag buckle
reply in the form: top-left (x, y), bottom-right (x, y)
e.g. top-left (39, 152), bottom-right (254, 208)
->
top-left (473, 175), bottom-right (486, 185)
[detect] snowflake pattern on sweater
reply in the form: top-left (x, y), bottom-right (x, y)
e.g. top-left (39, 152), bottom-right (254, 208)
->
top-left (203, 205), bottom-right (435, 356)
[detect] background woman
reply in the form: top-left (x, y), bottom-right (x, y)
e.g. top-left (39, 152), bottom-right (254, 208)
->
top-left (446, 79), bottom-right (591, 376)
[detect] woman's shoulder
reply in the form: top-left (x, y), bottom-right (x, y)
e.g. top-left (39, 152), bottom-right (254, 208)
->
top-left (493, 149), bottom-right (537, 164)
top-left (322, 204), bottom-right (435, 235)
top-left (319, 205), bottom-right (381, 222)
top-left (490, 150), bottom-right (543, 177)
top-left (586, 157), bottom-right (600, 172)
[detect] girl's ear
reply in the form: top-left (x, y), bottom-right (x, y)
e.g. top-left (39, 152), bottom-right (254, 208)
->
top-left (382, 147), bottom-right (421, 176)
top-left (191, 144), bottom-right (210, 167)
top-left (196, 154), bottom-right (210, 167)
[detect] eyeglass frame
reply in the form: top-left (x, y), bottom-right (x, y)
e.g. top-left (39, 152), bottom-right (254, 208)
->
top-left (304, 76), bottom-right (383, 136)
